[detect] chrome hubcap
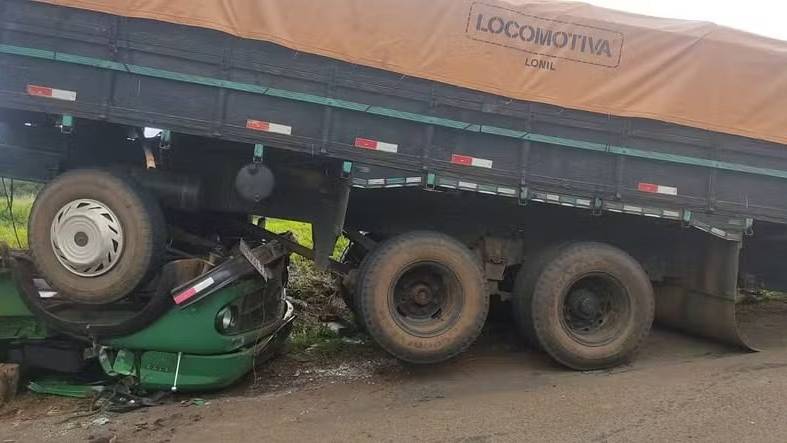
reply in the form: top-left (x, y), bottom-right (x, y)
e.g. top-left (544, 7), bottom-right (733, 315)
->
top-left (50, 199), bottom-right (124, 277)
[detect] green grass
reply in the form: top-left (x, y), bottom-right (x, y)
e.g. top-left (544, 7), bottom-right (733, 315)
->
top-left (288, 322), bottom-right (369, 357)
top-left (739, 289), bottom-right (787, 304)
top-left (289, 323), bottom-right (341, 352)
top-left (264, 218), bottom-right (349, 259)
top-left (0, 194), bottom-right (34, 248)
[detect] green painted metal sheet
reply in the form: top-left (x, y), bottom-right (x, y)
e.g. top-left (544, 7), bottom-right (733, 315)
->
top-left (108, 279), bottom-right (266, 355)
top-left (0, 271), bottom-right (47, 339)
top-left (138, 349), bottom-right (253, 392)
top-left (0, 270), bottom-right (32, 317)
top-left (28, 379), bottom-right (104, 398)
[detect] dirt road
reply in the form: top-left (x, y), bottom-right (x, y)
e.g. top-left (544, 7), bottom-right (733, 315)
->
top-left (5, 302), bottom-right (787, 442)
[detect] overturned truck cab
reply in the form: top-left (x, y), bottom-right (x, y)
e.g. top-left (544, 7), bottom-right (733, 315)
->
top-left (0, 241), bottom-right (295, 393)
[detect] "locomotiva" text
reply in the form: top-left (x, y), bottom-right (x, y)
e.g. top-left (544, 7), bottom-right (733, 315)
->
top-left (474, 13), bottom-right (613, 58)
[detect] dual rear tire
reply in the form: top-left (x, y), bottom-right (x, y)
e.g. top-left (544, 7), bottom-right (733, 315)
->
top-left (514, 242), bottom-right (655, 370)
top-left (351, 235), bottom-right (653, 369)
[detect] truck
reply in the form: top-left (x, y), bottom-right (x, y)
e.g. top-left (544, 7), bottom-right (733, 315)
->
top-left (1, 0), bottom-right (786, 373)
top-left (1, 242), bottom-right (296, 394)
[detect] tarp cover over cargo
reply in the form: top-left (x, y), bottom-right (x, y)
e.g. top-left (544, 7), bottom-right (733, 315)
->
top-left (35, 0), bottom-right (787, 146)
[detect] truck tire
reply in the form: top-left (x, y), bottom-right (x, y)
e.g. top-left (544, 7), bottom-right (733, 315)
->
top-left (357, 231), bottom-right (489, 364)
top-left (338, 268), bottom-right (368, 331)
top-left (29, 169), bottom-right (166, 304)
top-left (340, 240), bottom-right (367, 318)
top-left (343, 234), bottom-right (382, 330)
top-left (512, 243), bottom-right (570, 350)
top-left (530, 242), bottom-right (654, 370)
top-left (348, 249), bottom-right (378, 331)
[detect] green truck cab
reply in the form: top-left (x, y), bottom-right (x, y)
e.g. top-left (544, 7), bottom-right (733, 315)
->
top-left (0, 243), bottom-right (295, 393)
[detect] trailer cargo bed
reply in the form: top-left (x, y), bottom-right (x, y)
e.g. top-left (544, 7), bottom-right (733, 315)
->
top-left (1, 0), bottom-right (787, 238)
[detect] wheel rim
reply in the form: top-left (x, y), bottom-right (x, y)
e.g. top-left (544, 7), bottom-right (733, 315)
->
top-left (388, 261), bottom-right (464, 338)
top-left (50, 199), bottom-right (124, 277)
top-left (560, 273), bottom-right (631, 347)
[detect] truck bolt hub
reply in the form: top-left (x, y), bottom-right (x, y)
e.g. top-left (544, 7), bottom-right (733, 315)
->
top-left (568, 290), bottom-right (602, 320)
top-left (412, 284), bottom-right (433, 306)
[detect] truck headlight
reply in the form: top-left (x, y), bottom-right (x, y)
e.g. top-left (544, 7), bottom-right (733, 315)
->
top-left (216, 306), bottom-right (239, 333)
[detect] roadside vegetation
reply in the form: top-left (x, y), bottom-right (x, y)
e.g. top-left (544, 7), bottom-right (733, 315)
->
top-left (264, 218), bottom-right (349, 303)
top-left (0, 181), bottom-right (38, 248)
top-left (740, 289), bottom-right (787, 304)
top-left (264, 219), bottom-right (358, 355)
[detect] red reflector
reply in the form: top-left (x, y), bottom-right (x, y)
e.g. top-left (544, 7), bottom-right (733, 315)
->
top-left (354, 138), bottom-right (398, 153)
top-left (451, 154), bottom-right (473, 166)
top-left (638, 182), bottom-right (678, 196)
top-left (246, 120), bottom-right (271, 132)
top-left (172, 277), bottom-right (216, 305)
top-left (173, 287), bottom-right (197, 305)
top-left (246, 120), bottom-right (292, 135)
top-left (355, 138), bottom-right (377, 149)
top-left (638, 183), bottom-right (659, 193)
top-left (26, 84), bottom-right (77, 101)
top-left (26, 85), bottom-right (52, 97)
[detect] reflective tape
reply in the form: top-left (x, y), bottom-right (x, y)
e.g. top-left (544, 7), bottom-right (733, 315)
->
top-left (451, 154), bottom-right (493, 169)
top-left (638, 182), bottom-right (678, 196)
top-left (173, 277), bottom-right (215, 305)
top-left (246, 119), bottom-right (292, 135)
top-left (354, 138), bottom-right (399, 153)
top-left (27, 84), bottom-right (77, 101)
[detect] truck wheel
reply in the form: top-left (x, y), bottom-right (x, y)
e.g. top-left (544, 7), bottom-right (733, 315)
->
top-left (357, 231), bottom-right (489, 364)
top-left (29, 169), bottom-right (166, 304)
top-left (512, 243), bottom-right (569, 350)
top-left (340, 240), bottom-right (367, 318)
top-left (530, 242), bottom-right (654, 370)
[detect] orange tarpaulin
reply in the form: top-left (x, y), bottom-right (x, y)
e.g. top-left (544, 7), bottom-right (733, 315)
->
top-left (36, 0), bottom-right (787, 145)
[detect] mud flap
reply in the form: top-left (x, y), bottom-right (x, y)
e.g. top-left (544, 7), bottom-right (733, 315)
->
top-left (655, 287), bottom-right (754, 350)
top-left (653, 234), bottom-right (756, 351)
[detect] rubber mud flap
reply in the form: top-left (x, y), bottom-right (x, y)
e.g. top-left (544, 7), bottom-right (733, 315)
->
top-left (655, 285), bottom-right (755, 351)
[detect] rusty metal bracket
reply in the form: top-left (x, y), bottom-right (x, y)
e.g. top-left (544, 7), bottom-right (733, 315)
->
top-left (343, 230), bottom-right (377, 253)
top-left (238, 239), bottom-right (281, 281)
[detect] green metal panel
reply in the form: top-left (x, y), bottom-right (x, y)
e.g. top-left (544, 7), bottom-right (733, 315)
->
top-left (0, 271), bottom-right (47, 340)
top-left (112, 349), bottom-right (137, 376)
top-left (253, 144), bottom-right (265, 162)
top-left (138, 349), bottom-right (254, 392)
top-left (0, 317), bottom-right (46, 340)
top-left (28, 379), bottom-right (104, 398)
top-left (0, 270), bottom-right (32, 316)
top-left (108, 279), bottom-right (267, 355)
